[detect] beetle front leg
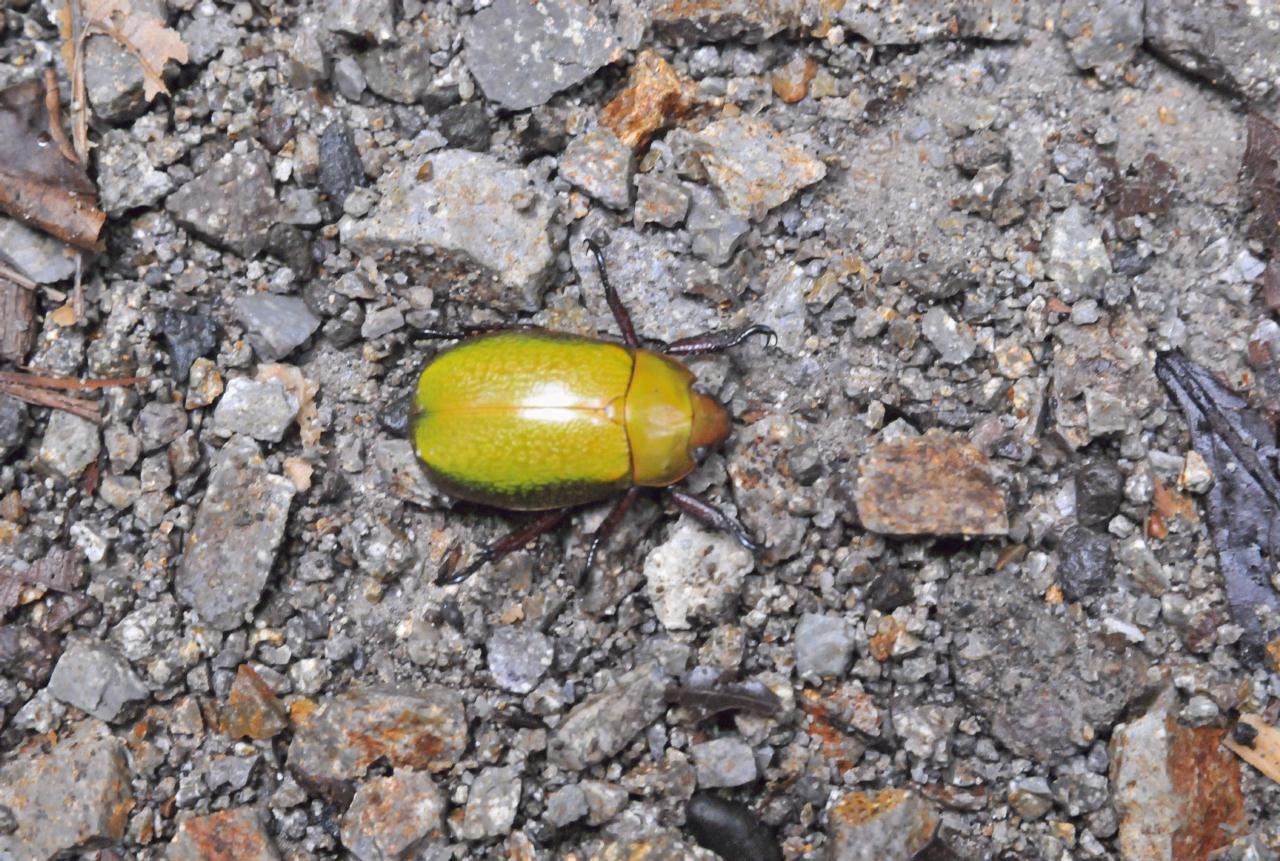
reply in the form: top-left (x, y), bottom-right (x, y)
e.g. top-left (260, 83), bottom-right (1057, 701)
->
top-left (663, 324), bottom-right (777, 356)
top-left (667, 487), bottom-right (759, 552)
top-left (579, 487), bottom-right (642, 586)
top-left (439, 508), bottom-right (571, 585)
top-left (583, 237), bottom-right (640, 349)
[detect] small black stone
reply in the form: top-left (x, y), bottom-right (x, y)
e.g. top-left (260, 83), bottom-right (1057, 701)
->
top-left (865, 568), bottom-right (915, 613)
top-left (1232, 720), bottom-right (1258, 748)
top-left (516, 108), bottom-right (567, 160)
top-left (1057, 524), bottom-right (1113, 601)
top-left (160, 309), bottom-right (220, 382)
top-left (318, 122), bottom-right (365, 205)
top-left (438, 101), bottom-right (492, 152)
top-left (266, 223), bottom-right (316, 280)
top-left (0, 393), bottom-right (29, 462)
top-left (1075, 457), bottom-right (1124, 527)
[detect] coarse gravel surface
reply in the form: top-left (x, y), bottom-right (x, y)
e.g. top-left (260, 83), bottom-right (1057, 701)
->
top-left (1, 1), bottom-right (1279, 859)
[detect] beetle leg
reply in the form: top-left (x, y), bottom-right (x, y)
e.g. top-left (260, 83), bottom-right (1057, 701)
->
top-left (667, 487), bottom-right (759, 552)
top-left (579, 487), bottom-right (642, 586)
top-left (417, 323), bottom-right (542, 341)
top-left (584, 237), bottom-right (639, 349)
top-left (438, 508), bottom-right (570, 585)
top-left (663, 324), bottom-right (777, 356)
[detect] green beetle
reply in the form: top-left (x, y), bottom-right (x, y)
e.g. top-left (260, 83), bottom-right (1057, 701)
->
top-left (411, 238), bottom-right (774, 583)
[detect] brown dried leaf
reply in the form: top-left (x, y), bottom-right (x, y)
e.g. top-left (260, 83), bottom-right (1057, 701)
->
top-left (0, 78), bottom-right (104, 250)
top-left (83, 0), bottom-right (189, 101)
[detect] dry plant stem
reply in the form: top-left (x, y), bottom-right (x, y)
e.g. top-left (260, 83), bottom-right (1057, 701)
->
top-left (67, 0), bottom-right (89, 163)
top-left (41, 68), bottom-right (78, 164)
top-left (0, 262), bottom-right (37, 292)
top-left (0, 381), bottom-right (98, 422)
top-left (0, 370), bottom-right (145, 391)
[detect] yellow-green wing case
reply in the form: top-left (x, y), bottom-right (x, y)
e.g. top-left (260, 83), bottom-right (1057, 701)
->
top-left (411, 331), bottom-right (636, 509)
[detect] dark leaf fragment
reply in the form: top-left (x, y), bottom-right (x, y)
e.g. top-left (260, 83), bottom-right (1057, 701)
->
top-left (0, 624), bottom-right (62, 686)
top-left (1111, 154), bottom-right (1176, 219)
top-left (1244, 113), bottom-right (1280, 255)
top-left (1155, 352), bottom-right (1280, 664)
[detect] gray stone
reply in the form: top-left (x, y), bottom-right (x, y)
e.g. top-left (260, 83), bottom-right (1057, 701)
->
top-left (486, 626), bottom-right (554, 694)
top-left (438, 101), bottom-right (492, 152)
top-left (691, 737), bottom-right (757, 787)
top-left (166, 142), bottom-right (280, 257)
top-left (1045, 205), bottom-right (1112, 303)
top-left (1145, 0), bottom-right (1280, 102)
top-left (99, 474), bottom-right (141, 510)
top-left (325, 0), bottom-right (395, 44)
top-left (794, 613), bottom-right (855, 678)
top-left (0, 217), bottom-right (77, 284)
top-left (461, 766), bottom-right (522, 840)
top-left (373, 438), bottom-right (446, 508)
top-left (286, 18), bottom-right (329, 89)
top-left (360, 306), bottom-right (405, 340)
top-left (319, 122), bottom-right (366, 206)
top-left (1057, 525), bottom-right (1113, 602)
top-left (95, 130), bottom-right (175, 218)
top-left (0, 720), bottom-right (132, 861)
top-left (340, 150), bottom-right (556, 312)
top-left (1008, 777), bottom-right (1053, 820)
top-left (548, 663), bottom-right (668, 770)
top-left (182, 3), bottom-right (242, 66)
top-left (649, 0), bottom-right (805, 43)
top-left (836, 0), bottom-right (1038, 45)
top-left (341, 771), bottom-right (444, 861)
top-left (1061, 1), bottom-right (1144, 81)
top-left (176, 437), bottom-right (296, 630)
top-left (47, 637), bottom-right (148, 722)
top-left (38, 411), bottom-right (101, 480)
top-left (212, 378), bottom-right (299, 443)
top-left (205, 754), bottom-right (259, 792)
top-left (287, 688), bottom-right (468, 785)
top-left (82, 0), bottom-right (169, 122)
top-left (464, 0), bottom-right (620, 110)
top-left (581, 780), bottom-right (628, 826)
top-left (0, 393), bottom-right (30, 460)
top-left (634, 174), bottom-right (691, 228)
top-left (233, 294), bottom-right (321, 361)
top-left (921, 306), bottom-right (976, 365)
top-left (333, 55), bottom-right (368, 101)
top-left (941, 567), bottom-right (1147, 764)
top-left (753, 263), bottom-right (808, 355)
top-left (892, 704), bottom-right (957, 760)
top-left (560, 128), bottom-right (634, 210)
top-left (686, 186), bottom-right (749, 266)
top-left (644, 518), bottom-right (753, 631)
top-left (280, 188), bottom-right (324, 227)
top-left (544, 784), bottom-right (588, 827)
top-left (357, 39), bottom-right (440, 106)
top-left (135, 400), bottom-right (188, 451)
top-left (1051, 771), bottom-right (1110, 816)
top-left (685, 118), bottom-right (826, 220)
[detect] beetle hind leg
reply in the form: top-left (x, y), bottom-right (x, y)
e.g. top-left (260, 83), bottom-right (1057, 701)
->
top-left (667, 487), bottom-right (759, 552)
top-left (439, 508), bottom-right (570, 585)
top-left (663, 324), bottom-right (777, 356)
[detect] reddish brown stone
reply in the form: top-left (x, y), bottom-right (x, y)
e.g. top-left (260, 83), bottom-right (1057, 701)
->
top-left (772, 55), bottom-right (817, 103)
top-left (826, 788), bottom-right (937, 861)
top-left (221, 664), bottom-right (288, 741)
top-left (1168, 722), bottom-right (1245, 861)
top-left (167, 807), bottom-right (280, 861)
top-left (855, 431), bottom-right (1008, 536)
top-left (601, 50), bottom-right (696, 150)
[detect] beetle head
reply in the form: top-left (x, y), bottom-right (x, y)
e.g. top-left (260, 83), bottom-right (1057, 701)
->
top-left (689, 391), bottom-right (730, 453)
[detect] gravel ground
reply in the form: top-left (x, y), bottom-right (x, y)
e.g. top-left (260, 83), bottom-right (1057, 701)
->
top-left (1, 1), bottom-right (1279, 859)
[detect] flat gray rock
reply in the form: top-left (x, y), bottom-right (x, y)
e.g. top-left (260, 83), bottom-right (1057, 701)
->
top-left (0, 217), bottom-right (77, 284)
top-left (1145, 0), bottom-right (1280, 102)
top-left (686, 118), bottom-right (826, 221)
top-left (47, 637), bottom-right (148, 723)
top-left (233, 294), bottom-right (321, 361)
top-left (461, 766), bottom-right (522, 840)
top-left (548, 663), bottom-right (667, 770)
top-left (0, 720), bottom-right (132, 861)
top-left (212, 377), bottom-right (299, 442)
top-left (341, 771), bottom-right (444, 861)
top-left (559, 128), bottom-right (634, 210)
top-left (38, 411), bottom-right (101, 481)
top-left (96, 130), bottom-right (175, 218)
top-left (837, 0), bottom-right (1042, 45)
top-left (464, 0), bottom-right (620, 110)
top-left (166, 142), bottom-right (280, 257)
top-left (340, 149), bottom-right (556, 312)
top-left (175, 436), bottom-right (296, 630)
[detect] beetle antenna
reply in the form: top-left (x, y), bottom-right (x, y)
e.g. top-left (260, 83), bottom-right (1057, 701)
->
top-left (584, 236), bottom-right (639, 348)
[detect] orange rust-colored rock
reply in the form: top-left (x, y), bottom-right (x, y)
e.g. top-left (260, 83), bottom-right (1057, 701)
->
top-left (855, 431), bottom-right (1008, 536)
top-left (827, 788), bottom-right (938, 860)
top-left (221, 664), bottom-right (289, 741)
top-left (1169, 722), bottom-right (1245, 861)
top-left (167, 807), bottom-right (281, 861)
top-left (601, 50), bottom-right (696, 149)
top-left (772, 55), bottom-right (817, 103)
